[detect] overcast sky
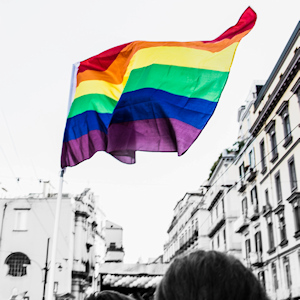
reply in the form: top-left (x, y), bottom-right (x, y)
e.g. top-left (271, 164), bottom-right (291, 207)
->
top-left (0, 0), bottom-right (299, 262)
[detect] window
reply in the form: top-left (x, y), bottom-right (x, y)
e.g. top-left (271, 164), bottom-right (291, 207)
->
top-left (254, 231), bottom-right (262, 253)
top-left (265, 188), bottom-right (271, 207)
top-left (109, 242), bottom-right (116, 249)
top-left (292, 199), bottom-right (300, 233)
top-left (260, 139), bottom-right (267, 173)
top-left (5, 252), bottom-right (30, 277)
top-left (251, 186), bottom-right (259, 207)
top-left (245, 238), bottom-right (251, 259)
top-left (241, 198), bottom-right (248, 217)
top-left (223, 228), bottom-right (226, 247)
top-left (277, 101), bottom-right (292, 147)
top-left (14, 209), bottom-right (29, 231)
top-left (258, 271), bottom-right (266, 289)
top-left (266, 215), bottom-right (275, 251)
top-left (283, 256), bottom-right (292, 289)
top-left (270, 129), bottom-right (278, 160)
top-left (239, 163), bottom-right (245, 179)
top-left (275, 172), bottom-right (283, 203)
top-left (288, 156), bottom-right (297, 192)
top-left (249, 149), bottom-right (255, 169)
top-left (278, 211), bottom-right (287, 245)
top-left (265, 120), bottom-right (278, 162)
top-left (271, 262), bottom-right (279, 291)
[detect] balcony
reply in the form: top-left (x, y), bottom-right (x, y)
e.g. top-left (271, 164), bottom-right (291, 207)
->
top-left (208, 213), bottom-right (225, 238)
top-left (246, 167), bottom-right (257, 182)
top-left (248, 205), bottom-right (260, 221)
top-left (234, 215), bottom-right (250, 233)
top-left (237, 180), bottom-right (247, 193)
top-left (262, 204), bottom-right (272, 216)
top-left (249, 252), bottom-right (263, 267)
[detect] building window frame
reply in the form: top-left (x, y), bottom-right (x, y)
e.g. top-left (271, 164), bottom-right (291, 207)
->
top-left (242, 197), bottom-right (248, 217)
top-left (5, 252), bottom-right (30, 277)
top-left (245, 238), bottom-right (251, 261)
top-left (288, 156), bottom-right (298, 192)
top-left (283, 256), bottom-right (292, 289)
top-left (254, 230), bottom-right (263, 254)
top-left (239, 162), bottom-right (245, 179)
top-left (251, 186), bottom-right (259, 207)
top-left (265, 120), bottom-right (278, 163)
top-left (14, 208), bottom-right (29, 231)
top-left (275, 208), bottom-right (288, 247)
top-left (260, 139), bottom-right (267, 174)
top-left (271, 262), bottom-right (279, 291)
top-left (275, 172), bottom-right (283, 204)
top-left (287, 192), bottom-right (300, 238)
top-left (277, 100), bottom-right (293, 148)
top-left (249, 149), bottom-right (255, 169)
top-left (266, 214), bottom-right (275, 253)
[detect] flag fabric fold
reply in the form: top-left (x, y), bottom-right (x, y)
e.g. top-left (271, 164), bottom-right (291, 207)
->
top-left (61, 7), bottom-right (257, 168)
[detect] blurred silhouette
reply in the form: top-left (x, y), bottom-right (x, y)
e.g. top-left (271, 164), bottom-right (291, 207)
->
top-left (86, 290), bottom-right (135, 300)
top-left (155, 250), bottom-right (270, 300)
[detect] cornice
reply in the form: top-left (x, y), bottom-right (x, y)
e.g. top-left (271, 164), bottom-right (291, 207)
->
top-left (250, 48), bottom-right (300, 137)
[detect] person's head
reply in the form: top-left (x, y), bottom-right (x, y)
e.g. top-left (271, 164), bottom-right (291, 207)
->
top-left (155, 250), bottom-right (270, 300)
top-left (86, 290), bottom-right (135, 300)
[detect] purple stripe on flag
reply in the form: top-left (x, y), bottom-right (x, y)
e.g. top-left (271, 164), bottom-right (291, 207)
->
top-left (107, 118), bottom-right (202, 164)
top-left (61, 130), bottom-right (107, 168)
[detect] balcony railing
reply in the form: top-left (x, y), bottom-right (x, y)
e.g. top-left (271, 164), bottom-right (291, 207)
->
top-left (234, 214), bottom-right (250, 233)
top-left (249, 252), bottom-right (263, 267)
top-left (237, 180), bottom-right (247, 193)
top-left (246, 167), bottom-right (257, 182)
top-left (262, 204), bottom-right (272, 216)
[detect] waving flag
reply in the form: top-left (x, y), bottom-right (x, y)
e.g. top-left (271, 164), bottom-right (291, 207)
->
top-left (61, 7), bottom-right (256, 168)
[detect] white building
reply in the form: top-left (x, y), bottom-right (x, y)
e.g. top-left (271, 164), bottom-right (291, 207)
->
top-left (234, 22), bottom-right (300, 300)
top-left (0, 188), bottom-right (106, 300)
top-left (163, 190), bottom-right (210, 263)
top-left (104, 220), bottom-right (125, 263)
top-left (203, 148), bottom-right (242, 259)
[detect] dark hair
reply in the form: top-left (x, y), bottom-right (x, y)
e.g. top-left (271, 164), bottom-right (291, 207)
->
top-left (155, 250), bottom-right (270, 300)
top-left (86, 290), bottom-right (135, 300)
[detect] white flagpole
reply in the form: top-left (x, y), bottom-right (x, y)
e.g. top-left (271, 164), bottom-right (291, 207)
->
top-left (46, 168), bottom-right (65, 300)
top-left (46, 63), bottom-right (79, 300)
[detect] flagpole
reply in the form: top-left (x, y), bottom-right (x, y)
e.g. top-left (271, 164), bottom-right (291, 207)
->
top-left (46, 168), bottom-right (65, 300)
top-left (45, 63), bottom-right (78, 300)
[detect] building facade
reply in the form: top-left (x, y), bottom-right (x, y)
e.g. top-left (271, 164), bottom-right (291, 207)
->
top-left (162, 18), bottom-right (300, 300)
top-left (204, 148), bottom-right (242, 259)
top-left (104, 220), bottom-right (125, 263)
top-left (0, 188), bottom-right (106, 300)
top-left (163, 190), bottom-right (210, 263)
top-left (234, 22), bottom-right (300, 300)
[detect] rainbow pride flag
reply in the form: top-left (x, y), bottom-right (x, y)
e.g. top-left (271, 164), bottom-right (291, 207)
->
top-left (61, 7), bottom-right (256, 168)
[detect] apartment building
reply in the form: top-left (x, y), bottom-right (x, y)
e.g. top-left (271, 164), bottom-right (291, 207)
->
top-left (203, 148), bottom-right (242, 259)
top-left (163, 190), bottom-right (210, 263)
top-left (104, 220), bottom-right (125, 263)
top-left (234, 22), bottom-right (300, 300)
top-left (0, 188), bottom-right (106, 300)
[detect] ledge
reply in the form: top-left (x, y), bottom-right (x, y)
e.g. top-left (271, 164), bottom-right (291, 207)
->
top-left (270, 153), bottom-right (279, 164)
top-left (279, 239), bottom-right (288, 248)
top-left (283, 135), bottom-right (293, 148)
top-left (267, 247), bottom-right (276, 255)
top-left (261, 166), bottom-right (267, 175)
